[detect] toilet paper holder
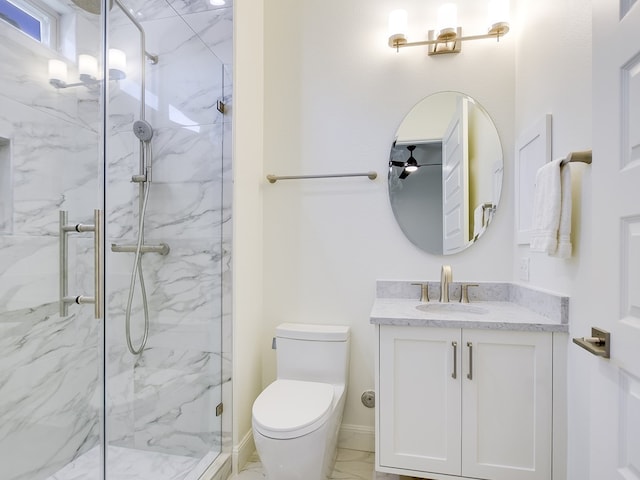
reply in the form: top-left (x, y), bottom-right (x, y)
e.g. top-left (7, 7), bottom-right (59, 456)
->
top-left (573, 327), bottom-right (610, 358)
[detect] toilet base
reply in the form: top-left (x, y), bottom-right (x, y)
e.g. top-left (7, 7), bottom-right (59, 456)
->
top-left (252, 391), bottom-right (344, 480)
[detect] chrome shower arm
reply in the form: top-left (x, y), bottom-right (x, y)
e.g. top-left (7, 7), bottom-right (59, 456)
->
top-left (113, 0), bottom-right (158, 122)
top-left (113, 0), bottom-right (158, 64)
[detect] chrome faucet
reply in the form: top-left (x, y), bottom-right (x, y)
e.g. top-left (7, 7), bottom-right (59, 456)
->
top-left (440, 265), bottom-right (452, 303)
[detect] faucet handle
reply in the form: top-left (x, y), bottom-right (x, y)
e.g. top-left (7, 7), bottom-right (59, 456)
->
top-left (459, 284), bottom-right (479, 303)
top-left (411, 283), bottom-right (430, 302)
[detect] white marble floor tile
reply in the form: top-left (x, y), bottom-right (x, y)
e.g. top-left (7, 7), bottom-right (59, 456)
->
top-left (231, 449), bottom-right (419, 480)
top-left (46, 445), bottom-right (202, 480)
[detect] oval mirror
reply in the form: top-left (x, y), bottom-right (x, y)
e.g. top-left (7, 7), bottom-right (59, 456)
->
top-left (388, 91), bottom-right (503, 255)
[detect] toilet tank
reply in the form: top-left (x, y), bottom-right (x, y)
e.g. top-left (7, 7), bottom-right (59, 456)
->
top-left (275, 323), bottom-right (350, 385)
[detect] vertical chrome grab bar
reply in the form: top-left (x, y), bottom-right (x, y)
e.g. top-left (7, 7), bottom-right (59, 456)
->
top-left (59, 211), bottom-right (69, 317)
top-left (59, 210), bottom-right (102, 319)
top-left (467, 342), bottom-right (473, 380)
top-left (93, 209), bottom-right (103, 319)
top-left (451, 341), bottom-right (458, 379)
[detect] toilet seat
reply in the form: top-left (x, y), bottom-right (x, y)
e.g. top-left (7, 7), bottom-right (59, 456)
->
top-left (252, 379), bottom-right (334, 440)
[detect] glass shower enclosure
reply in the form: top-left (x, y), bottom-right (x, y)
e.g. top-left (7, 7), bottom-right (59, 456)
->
top-left (0, 0), bottom-right (232, 478)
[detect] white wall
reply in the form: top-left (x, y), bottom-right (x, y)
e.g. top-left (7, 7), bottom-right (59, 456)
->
top-left (232, 0), bottom-right (265, 468)
top-left (258, 0), bottom-right (515, 448)
top-left (235, 3), bottom-right (597, 478)
top-left (513, 1), bottom-right (592, 479)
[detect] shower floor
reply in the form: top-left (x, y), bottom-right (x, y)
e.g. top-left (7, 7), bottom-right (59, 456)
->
top-left (46, 445), bottom-right (205, 480)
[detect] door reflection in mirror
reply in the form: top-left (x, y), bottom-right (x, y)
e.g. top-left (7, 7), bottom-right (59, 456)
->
top-left (388, 91), bottom-right (503, 255)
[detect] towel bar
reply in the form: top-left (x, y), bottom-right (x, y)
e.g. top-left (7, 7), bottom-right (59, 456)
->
top-left (561, 149), bottom-right (592, 165)
top-left (266, 171), bottom-right (378, 183)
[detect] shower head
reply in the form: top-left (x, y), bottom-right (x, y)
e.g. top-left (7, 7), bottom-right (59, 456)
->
top-left (133, 120), bottom-right (154, 142)
top-left (70, 0), bottom-right (112, 15)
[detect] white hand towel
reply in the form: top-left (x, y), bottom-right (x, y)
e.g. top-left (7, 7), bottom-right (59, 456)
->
top-left (553, 163), bottom-right (572, 258)
top-left (530, 158), bottom-right (572, 257)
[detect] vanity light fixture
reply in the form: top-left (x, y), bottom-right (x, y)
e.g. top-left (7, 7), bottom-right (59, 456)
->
top-left (48, 49), bottom-right (128, 89)
top-left (388, 0), bottom-right (510, 56)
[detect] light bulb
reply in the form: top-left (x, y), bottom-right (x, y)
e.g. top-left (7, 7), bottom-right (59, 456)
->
top-left (48, 59), bottom-right (68, 88)
top-left (488, 0), bottom-right (510, 35)
top-left (388, 9), bottom-right (408, 48)
top-left (437, 3), bottom-right (458, 39)
top-left (488, 0), bottom-right (509, 26)
top-left (78, 54), bottom-right (98, 82)
top-left (388, 9), bottom-right (408, 37)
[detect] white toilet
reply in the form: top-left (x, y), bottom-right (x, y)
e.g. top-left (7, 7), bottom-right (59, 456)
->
top-left (251, 323), bottom-right (351, 480)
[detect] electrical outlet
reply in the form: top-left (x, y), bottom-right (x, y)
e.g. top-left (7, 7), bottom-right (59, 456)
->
top-left (519, 257), bottom-right (530, 281)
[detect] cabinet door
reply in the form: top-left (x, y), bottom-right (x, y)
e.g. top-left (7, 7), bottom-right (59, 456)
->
top-left (461, 330), bottom-right (552, 480)
top-left (379, 325), bottom-right (461, 475)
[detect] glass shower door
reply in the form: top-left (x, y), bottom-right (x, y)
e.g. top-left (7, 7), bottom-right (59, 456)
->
top-left (0, 0), bottom-right (229, 477)
top-left (0, 0), bottom-right (106, 478)
top-left (103, 0), bottom-right (228, 478)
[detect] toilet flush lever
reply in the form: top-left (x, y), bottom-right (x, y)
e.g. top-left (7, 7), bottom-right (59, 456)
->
top-left (272, 337), bottom-right (277, 349)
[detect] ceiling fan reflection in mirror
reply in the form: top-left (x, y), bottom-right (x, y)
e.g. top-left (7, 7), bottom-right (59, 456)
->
top-left (389, 144), bottom-right (441, 179)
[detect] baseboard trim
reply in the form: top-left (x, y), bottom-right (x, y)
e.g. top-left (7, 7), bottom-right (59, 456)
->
top-left (338, 424), bottom-right (375, 452)
top-left (233, 429), bottom-right (256, 474)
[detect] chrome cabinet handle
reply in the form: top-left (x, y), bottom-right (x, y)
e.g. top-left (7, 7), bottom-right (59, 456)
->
top-left (452, 341), bottom-right (458, 379)
top-left (467, 342), bottom-right (473, 380)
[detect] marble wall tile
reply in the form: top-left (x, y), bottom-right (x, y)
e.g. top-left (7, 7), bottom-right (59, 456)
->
top-left (0, 95), bottom-right (100, 237)
top-left (1, 0), bottom-right (233, 476)
top-left (181, 7), bottom-right (233, 65)
top-left (0, 304), bottom-right (100, 480)
top-left (105, 123), bottom-right (224, 239)
top-left (109, 0), bottom-right (176, 27)
top-left (108, 14), bottom-right (224, 133)
top-left (167, 0), bottom-right (233, 16)
top-left (132, 347), bottom-right (223, 456)
top-left (105, 23), bottom-right (229, 464)
top-left (222, 64), bottom-right (233, 123)
top-left (106, 237), bottom-right (222, 318)
top-left (0, 26), bottom-right (93, 129)
top-left (0, 235), bottom-right (58, 310)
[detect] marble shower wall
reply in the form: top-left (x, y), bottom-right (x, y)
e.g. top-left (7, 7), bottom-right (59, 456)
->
top-left (105, 0), bottom-right (233, 459)
top-left (0, 8), bottom-right (103, 480)
top-left (0, 0), bottom-right (233, 477)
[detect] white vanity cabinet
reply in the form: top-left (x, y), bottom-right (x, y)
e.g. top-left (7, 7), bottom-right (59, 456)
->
top-left (376, 325), bottom-right (553, 480)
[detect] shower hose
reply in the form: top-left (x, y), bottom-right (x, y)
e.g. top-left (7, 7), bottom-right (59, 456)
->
top-left (125, 141), bottom-right (153, 355)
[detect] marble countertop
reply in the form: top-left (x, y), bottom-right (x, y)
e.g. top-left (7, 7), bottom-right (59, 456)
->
top-left (370, 298), bottom-right (569, 333)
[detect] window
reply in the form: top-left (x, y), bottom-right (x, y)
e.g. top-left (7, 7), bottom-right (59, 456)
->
top-left (0, 0), bottom-right (57, 47)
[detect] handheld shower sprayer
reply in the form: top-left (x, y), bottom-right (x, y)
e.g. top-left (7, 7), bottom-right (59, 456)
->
top-left (131, 120), bottom-right (154, 183)
top-left (133, 119), bottom-right (154, 142)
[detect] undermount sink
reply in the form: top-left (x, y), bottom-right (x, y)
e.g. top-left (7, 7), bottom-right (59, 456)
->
top-left (416, 302), bottom-right (489, 315)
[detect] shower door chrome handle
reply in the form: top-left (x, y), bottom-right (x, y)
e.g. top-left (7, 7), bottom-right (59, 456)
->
top-left (93, 209), bottom-right (103, 319)
top-left (59, 210), bottom-right (70, 317)
top-left (59, 209), bottom-right (103, 319)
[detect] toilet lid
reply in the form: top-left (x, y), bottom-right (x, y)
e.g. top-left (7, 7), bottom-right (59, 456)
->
top-left (252, 379), bottom-right (334, 440)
